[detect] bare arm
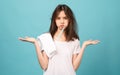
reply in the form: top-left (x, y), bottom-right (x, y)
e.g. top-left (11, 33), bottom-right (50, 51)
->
top-left (34, 40), bottom-right (49, 70)
top-left (19, 37), bottom-right (49, 70)
top-left (72, 40), bottom-right (100, 71)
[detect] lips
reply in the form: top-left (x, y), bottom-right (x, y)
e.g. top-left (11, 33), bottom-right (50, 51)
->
top-left (60, 25), bottom-right (64, 27)
top-left (59, 25), bottom-right (64, 30)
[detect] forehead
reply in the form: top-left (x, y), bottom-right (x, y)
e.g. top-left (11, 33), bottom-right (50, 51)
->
top-left (57, 11), bottom-right (67, 17)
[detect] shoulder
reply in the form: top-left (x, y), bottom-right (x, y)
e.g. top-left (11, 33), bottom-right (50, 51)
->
top-left (37, 32), bottom-right (51, 38)
top-left (73, 38), bottom-right (80, 43)
top-left (69, 38), bottom-right (80, 45)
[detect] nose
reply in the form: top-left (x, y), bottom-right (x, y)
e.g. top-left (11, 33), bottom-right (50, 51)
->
top-left (60, 19), bottom-right (64, 24)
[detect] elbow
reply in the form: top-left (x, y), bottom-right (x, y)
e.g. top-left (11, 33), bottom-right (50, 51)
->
top-left (38, 57), bottom-right (49, 71)
top-left (73, 64), bottom-right (79, 71)
top-left (41, 63), bottom-right (48, 71)
top-left (73, 66), bottom-right (77, 71)
top-left (42, 66), bottom-right (47, 71)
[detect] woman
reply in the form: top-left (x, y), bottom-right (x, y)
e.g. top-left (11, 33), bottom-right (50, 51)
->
top-left (19, 4), bottom-right (100, 75)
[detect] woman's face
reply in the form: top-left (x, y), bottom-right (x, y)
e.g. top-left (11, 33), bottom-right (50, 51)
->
top-left (55, 10), bottom-right (69, 30)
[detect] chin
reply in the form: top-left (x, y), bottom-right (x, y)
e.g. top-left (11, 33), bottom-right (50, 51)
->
top-left (58, 27), bottom-right (63, 30)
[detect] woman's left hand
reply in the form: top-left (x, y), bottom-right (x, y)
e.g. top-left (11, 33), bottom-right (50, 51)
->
top-left (83, 40), bottom-right (100, 47)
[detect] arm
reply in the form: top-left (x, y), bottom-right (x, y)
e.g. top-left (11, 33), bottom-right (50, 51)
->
top-left (19, 37), bottom-right (49, 71)
top-left (72, 40), bottom-right (100, 71)
top-left (34, 40), bottom-right (49, 70)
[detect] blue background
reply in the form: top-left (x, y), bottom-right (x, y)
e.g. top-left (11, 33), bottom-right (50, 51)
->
top-left (0, 0), bottom-right (120, 75)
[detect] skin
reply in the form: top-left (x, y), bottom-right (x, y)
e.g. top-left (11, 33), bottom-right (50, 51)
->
top-left (54, 11), bottom-right (69, 41)
top-left (19, 11), bottom-right (100, 71)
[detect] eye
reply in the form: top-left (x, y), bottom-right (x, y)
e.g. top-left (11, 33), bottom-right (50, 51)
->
top-left (56, 17), bottom-right (60, 20)
top-left (64, 17), bottom-right (68, 20)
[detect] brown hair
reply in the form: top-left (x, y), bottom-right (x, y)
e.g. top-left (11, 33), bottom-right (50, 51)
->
top-left (49, 4), bottom-right (79, 41)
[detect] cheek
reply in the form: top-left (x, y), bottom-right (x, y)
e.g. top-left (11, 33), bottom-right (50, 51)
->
top-left (55, 20), bottom-right (59, 26)
top-left (65, 20), bottom-right (69, 26)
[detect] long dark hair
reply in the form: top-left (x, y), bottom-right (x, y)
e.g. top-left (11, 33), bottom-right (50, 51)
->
top-left (49, 4), bottom-right (79, 41)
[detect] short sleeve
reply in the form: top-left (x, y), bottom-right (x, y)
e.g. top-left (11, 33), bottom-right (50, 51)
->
top-left (73, 39), bottom-right (81, 54)
top-left (36, 36), bottom-right (43, 51)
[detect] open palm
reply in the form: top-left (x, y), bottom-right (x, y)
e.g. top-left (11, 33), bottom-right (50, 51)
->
top-left (84, 40), bottom-right (100, 46)
top-left (19, 36), bottom-right (36, 43)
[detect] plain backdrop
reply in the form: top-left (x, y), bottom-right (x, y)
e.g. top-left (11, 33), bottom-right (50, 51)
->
top-left (0, 0), bottom-right (120, 75)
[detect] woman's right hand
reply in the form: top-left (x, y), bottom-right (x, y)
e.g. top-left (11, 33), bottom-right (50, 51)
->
top-left (83, 40), bottom-right (100, 47)
top-left (18, 36), bottom-right (36, 43)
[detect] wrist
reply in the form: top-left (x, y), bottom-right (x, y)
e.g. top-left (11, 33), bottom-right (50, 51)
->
top-left (82, 43), bottom-right (87, 48)
top-left (33, 40), bottom-right (37, 44)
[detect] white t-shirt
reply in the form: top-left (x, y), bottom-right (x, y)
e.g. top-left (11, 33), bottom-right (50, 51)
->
top-left (38, 33), bottom-right (81, 75)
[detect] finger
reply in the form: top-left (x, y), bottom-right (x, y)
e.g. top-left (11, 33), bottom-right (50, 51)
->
top-left (93, 40), bottom-right (100, 44)
top-left (18, 37), bottom-right (27, 41)
top-left (18, 37), bottom-right (24, 40)
top-left (95, 40), bottom-right (100, 43)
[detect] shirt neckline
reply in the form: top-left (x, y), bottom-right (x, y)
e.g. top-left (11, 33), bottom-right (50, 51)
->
top-left (54, 40), bottom-right (68, 43)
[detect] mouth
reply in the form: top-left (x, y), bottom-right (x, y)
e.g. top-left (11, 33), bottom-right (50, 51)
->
top-left (59, 25), bottom-right (64, 30)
